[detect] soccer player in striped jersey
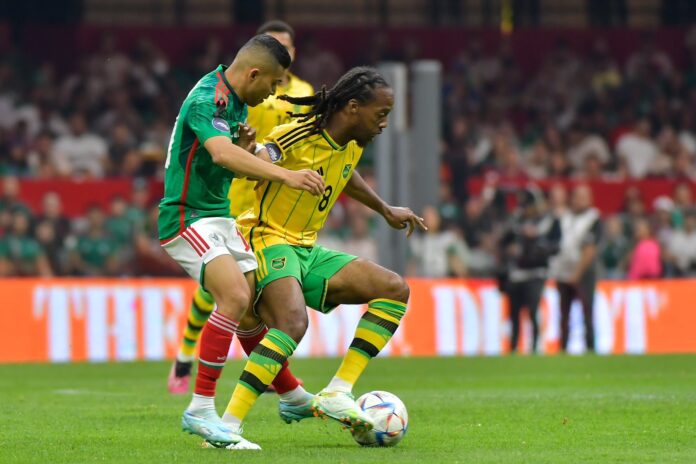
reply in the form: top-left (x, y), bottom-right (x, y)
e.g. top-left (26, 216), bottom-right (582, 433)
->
top-left (209, 67), bottom-right (426, 446)
top-left (169, 21), bottom-right (313, 398)
top-left (158, 34), bottom-right (324, 450)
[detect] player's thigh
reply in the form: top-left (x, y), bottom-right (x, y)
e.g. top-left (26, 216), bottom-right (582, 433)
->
top-left (324, 258), bottom-right (410, 307)
top-left (256, 276), bottom-right (308, 343)
top-left (203, 254), bottom-right (251, 315)
top-left (253, 244), bottom-right (308, 342)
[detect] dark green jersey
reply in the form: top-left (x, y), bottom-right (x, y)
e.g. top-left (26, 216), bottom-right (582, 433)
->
top-left (0, 234), bottom-right (44, 275)
top-left (75, 235), bottom-right (118, 268)
top-left (158, 64), bottom-right (248, 240)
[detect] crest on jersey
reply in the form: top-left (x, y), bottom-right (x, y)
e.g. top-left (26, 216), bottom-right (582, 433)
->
top-left (265, 143), bottom-right (282, 162)
top-left (212, 117), bottom-right (230, 133)
top-left (271, 257), bottom-right (286, 270)
top-left (342, 164), bottom-right (353, 178)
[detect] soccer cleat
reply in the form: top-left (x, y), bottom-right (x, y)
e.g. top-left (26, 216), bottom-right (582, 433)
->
top-left (278, 393), bottom-right (315, 424)
top-left (201, 437), bottom-right (261, 450)
top-left (311, 390), bottom-right (374, 432)
top-left (182, 410), bottom-right (258, 449)
top-left (167, 360), bottom-right (192, 395)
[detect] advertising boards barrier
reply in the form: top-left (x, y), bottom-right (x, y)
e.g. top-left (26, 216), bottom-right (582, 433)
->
top-left (0, 278), bottom-right (692, 363)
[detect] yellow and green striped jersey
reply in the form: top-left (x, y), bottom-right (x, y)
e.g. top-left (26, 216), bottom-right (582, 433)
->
top-left (237, 120), bottom-right (363, 248)
top-left (228, 73), bottom-right (313, 218)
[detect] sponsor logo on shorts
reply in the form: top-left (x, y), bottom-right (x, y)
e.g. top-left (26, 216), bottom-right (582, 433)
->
top-left (342, 164), bottom-right (352, 178)
top-left (271, 257), bottom-right (286, 270)
top-left (212, 117), bottom-right (230, 132)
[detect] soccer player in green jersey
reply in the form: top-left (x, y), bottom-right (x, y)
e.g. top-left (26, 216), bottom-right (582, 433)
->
top-left (158, 34), bottom-right (324, 450)
top-left (204, 67), bottom-right (427, 448)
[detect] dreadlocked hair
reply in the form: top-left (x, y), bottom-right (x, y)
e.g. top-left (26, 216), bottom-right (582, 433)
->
top-left (277, 66), bottom-right (389, 133)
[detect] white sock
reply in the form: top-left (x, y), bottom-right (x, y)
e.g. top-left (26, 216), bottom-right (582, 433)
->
top-left (325, 377), bottom-right (352, 394)
top-left (221, 412), bottom-right (243, 429)
top-left (176, 352), bottom-right (195, 363)
top-left (279, 385), bottom-right (310, 404)
top-left (187, 393), bottom-right (215, 413)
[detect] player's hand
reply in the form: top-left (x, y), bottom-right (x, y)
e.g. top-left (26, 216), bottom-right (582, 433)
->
top-left (283, 169), bottom-right (325, 196)
top-left (384, 206), bottom-right (427, 237)
top-left (237, 123), bottom-right (257, 153)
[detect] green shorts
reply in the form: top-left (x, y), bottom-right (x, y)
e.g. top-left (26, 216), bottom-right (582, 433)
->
top-left (253, 244), bottom-right (357, 313)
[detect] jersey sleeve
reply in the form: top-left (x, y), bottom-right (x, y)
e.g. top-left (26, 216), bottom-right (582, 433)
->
top-left (187, 98), bottom-right (231, 144)
top-left (262, 125), bottom-right (293, 165)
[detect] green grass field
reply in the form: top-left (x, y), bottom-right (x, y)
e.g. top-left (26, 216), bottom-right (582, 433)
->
top-left (1, 355), bottom-right (695, 463)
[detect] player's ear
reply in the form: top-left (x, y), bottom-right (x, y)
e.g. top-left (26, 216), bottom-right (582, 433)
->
top-left (249, 68), bottom-right (260, 81)
top-left (348, 99), bottom-right (359, 114)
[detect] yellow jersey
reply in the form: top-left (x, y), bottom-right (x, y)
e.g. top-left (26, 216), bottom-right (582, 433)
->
top-left (237, 120), bottom-right (363, 249)
top-left (228, 73), bottom-right (314, 217)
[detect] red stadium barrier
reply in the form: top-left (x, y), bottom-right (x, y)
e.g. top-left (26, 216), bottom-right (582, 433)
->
top-left (0, 278), bottom-right (694, 363)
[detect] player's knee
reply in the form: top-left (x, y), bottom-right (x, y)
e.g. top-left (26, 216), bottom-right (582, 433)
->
top-left (214, 286), bottom-right (251, 318)
top-left (278, 309), bottom-right (308, 343)
top-left (383, 272), bottom-right (410, 303)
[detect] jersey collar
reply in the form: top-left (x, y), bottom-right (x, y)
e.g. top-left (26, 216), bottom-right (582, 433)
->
top-left (218, 64), bottom-right (243, 107)
top-left (321, 129), bottom-right (348, 151)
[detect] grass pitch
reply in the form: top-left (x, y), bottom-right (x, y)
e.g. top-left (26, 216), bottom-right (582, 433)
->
top-left (1, 355), bottom-right (695, 463)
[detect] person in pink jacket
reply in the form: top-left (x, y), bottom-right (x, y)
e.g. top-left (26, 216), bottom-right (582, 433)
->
top-left (627, 218), bottom-right (662, 280)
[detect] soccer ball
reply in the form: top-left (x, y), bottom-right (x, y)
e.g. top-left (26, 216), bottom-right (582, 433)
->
top-left (351, 390), bottom-right (408, 447)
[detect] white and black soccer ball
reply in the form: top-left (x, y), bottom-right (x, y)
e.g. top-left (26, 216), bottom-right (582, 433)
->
top-left (351, 390), bottom-right (408, 447)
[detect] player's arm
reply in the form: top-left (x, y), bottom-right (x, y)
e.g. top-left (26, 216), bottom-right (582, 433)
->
top-left (343, 170), bottom-right (426, 237)
top-left (187, 99), bottom-right (323, 195)
top-left (204, 137), bottom-right (322, 195)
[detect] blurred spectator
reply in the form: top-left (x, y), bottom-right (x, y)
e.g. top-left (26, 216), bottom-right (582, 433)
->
top-left (407, 206), bottom-right (468, 278)
top-left (0, 176), bottom-right (31, 231)
top-left (616, 118), bottom-right (659, 179)
top-left (551, 185), bottom-right (601, 353)
top-left (671, 183), bottom-right (693, 228)
top-left (664, 210), bottom-right (696, 276)
top-left (294, 36), bottom-right (343, 89)
top-left (342, 214), bottom-right (378, 263)
top-left (134, 204), bottom-right (183, 276)
top-left (35, 219), bottom-right (65, 275)
top-left (36, 191), bottom-right (70, 243)
top-left (0, 211), bottom-right (52, 276)
top-left (67, 206), bottom-right (121, 276)
top-left (627, 218), bottom-right (662, 280)
top-left (598, 215), bottom-right (630, 279)
top-left (52, 113), bottom-right (108, 178)
top-left (26, 131), bottom-right (60, 178)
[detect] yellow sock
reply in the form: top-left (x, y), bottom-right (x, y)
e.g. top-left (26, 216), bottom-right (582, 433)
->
top-left (225, 329), bottom-right (296, 422)
top-left (179, 287), bottom-right (215, 359)
top-left (333, 298), bottom-right (407, 387)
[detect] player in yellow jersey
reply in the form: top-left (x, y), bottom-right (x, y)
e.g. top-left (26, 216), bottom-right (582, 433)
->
top-left (229, 20), bottom-right (314, 218)
top-left (208, 67), bottom-right (426, 447)
top-left (168, 21), bottom-right (314, 399)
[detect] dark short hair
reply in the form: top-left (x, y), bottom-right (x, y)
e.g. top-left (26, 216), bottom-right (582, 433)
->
top-left (240, 34), bottom-right (292, 69)
top-left (257, 20), bottom-right (295, 42)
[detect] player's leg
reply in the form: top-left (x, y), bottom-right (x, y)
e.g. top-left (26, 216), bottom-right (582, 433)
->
top-left (162, 219), bottom-right (259, 449)
top-left (301, 250), bottom-right (406, 431)
top-left (168, 286), bottom-right (215, 394)
top-left (180, 255), bottom-right (259, 448)
top-left (236, 307), bottom-right (313, 424)
top-left (321, 258), bottom-right (409, 393)
top-left (220, 245), bottom-right (308, 432)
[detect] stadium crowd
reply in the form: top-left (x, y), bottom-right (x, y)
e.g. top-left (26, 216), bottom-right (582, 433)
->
top-left (2, 29), bottom-right (696, 279)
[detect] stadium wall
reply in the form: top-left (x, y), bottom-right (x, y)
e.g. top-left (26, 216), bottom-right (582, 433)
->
top-left (0, 278), bottom-right (693, 363)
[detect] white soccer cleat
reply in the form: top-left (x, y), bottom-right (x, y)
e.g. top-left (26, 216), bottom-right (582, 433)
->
top-left (182, 410), bottom-right (260, 449)
top-left (311, 390), bottom-right (374, 432)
